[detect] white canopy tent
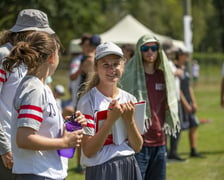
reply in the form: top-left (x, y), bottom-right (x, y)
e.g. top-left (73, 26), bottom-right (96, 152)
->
top-left (69, 14), bottom-right (186, 53)
top-left (100, 14), bottom-right (170, 44)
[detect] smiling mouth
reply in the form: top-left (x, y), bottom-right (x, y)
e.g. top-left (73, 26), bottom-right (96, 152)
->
top-left (107, 72), bottom-right (117, 78)
top-left (108, 74), bottom-right (116, 78)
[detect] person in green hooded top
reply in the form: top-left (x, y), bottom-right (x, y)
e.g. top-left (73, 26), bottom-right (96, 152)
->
top-left (119, 34), bottom-right (180, 180)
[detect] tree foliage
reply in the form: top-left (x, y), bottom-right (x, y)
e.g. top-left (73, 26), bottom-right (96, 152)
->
top-left (0, 0), bottom-right (223, 53)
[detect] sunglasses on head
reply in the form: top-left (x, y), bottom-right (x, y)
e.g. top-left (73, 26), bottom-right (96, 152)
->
top-left (141, 45), bottom-right (159, 52)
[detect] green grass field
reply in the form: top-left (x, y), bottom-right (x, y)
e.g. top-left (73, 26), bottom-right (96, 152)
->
top-left (52, 62), bottom-right (224, 180)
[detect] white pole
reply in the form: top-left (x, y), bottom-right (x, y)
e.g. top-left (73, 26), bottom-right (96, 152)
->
top-left (183, 0), bottom-right (193, 53)
top-left (184, 15), bottom-right (193, 53)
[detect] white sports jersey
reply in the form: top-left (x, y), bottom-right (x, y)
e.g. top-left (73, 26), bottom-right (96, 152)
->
top-left (77, 87), bottom-right (137, 167)
top-left (11, 76), bottom-right (68, 179)
top-left (0, 43), bottom-right (27, 145)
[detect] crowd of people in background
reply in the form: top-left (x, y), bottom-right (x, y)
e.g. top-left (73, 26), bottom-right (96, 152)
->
top-left (0, 8), bottom-right (207, 180)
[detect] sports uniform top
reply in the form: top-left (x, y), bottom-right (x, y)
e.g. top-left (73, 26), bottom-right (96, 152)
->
top-left (77, 87), bottom-right (137, 167)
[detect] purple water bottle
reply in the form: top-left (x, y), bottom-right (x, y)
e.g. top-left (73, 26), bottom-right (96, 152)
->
top-left (57, 114), bottom-right (82, 158)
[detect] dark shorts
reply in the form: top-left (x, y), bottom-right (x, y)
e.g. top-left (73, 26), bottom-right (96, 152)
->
top-left (85, 155), bottom-right (141, 180)
top-left (181, 112), bottom-right (199, 130)
top-left (193, 76), bottom-right (198, 82)
top-left (0, 157), bottom-right (16, 180)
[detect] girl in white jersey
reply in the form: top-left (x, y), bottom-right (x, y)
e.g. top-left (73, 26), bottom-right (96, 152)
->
top-left (3, 31), bottom-right (86, 180)
top-left (77, 42), bottom-right (143, 180)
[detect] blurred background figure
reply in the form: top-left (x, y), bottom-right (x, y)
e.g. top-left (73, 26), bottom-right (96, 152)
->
top-left (53, 84), bottom-right (65, 114)
top-left (61, 88), bottom-right (75, 119)
top-left (46, 76), bottom-right (53, 88)
top-left (191, 60), bottom-right (200, 88)
top-left (69, 33), bottom-right (91, 107)
top-left (176, 48), bottom-right (204, 158)
top-left (121, 43), bottom-right (135, 63)
top-left (69, 34), bottom-right (100, 108)
top-left (76, 55), bottom-right (94, 99)
top-left (53, 84), bottom-right (75, 120)
top-left (88, 34), bottom-right (101, 58)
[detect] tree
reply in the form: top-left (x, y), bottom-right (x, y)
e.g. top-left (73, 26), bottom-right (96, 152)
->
top-left (0, 0), bottom-right (105, 53)
top-left (212, 0), bottom-right (224, 52)
top-left (0, 0), bottom-right (223, 52)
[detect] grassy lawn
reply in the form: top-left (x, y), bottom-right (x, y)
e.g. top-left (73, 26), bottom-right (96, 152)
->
top-left (166, 64), bottom-right (224, 180)
top-left (52, 61), bottom-right (224, 180)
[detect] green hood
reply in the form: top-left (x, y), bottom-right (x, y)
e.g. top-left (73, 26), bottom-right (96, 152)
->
top-left (119, 34), bottom-right (180, 136)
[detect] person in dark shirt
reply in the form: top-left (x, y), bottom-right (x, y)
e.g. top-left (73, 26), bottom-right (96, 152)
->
top-left (120, 35), bottom-right (180, 180)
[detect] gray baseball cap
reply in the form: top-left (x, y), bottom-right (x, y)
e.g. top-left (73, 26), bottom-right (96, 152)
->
top-left (95, 42), bottom-right (124, 60)
top-left (10, 9), bottom-right (55, 34)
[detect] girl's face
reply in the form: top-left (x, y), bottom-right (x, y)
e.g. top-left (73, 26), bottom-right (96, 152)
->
top-left (141, 42), bottom-right (159, 64)
top-left (96, 54), bottom-right (125, 85)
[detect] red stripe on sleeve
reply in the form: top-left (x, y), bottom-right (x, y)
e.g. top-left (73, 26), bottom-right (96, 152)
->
top-left (18, 113), bottom-right (43, 123)
top-left (0, 77), bottom-right (5, 83)
top-left (20, 105), bottom-right (43, 113)
top-left (135, 101), bottom-right (146, 105)
top-left (0, 69), bottom-right (6, 76)
top-left (84, 114), bottom-right (95, 128)
top-left (86, 122), bottom-right (95, 128)
top-left (84, 114), bottom-right (94, 120)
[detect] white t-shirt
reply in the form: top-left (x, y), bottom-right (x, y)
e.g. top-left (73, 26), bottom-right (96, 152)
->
top-left (11, 76), bottom-right (68, 179)
top-left (77, 87), bottom-right (137, 167)
top-left (0, 43), bottom-right (27, 145)
top-left (192, 63), bottom-right (200, 78)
